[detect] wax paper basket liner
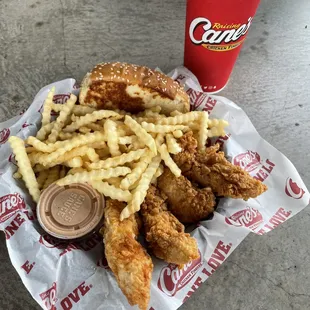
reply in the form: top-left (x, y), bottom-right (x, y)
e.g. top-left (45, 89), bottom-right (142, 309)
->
top-left (0, 66), bottom-right (308, 310)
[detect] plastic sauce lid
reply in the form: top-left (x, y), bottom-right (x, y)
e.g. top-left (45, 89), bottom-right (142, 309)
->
top-left (37, 183), bottom-right (105, 240)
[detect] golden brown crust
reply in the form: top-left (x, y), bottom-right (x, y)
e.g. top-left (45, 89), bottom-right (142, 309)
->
top-left (79, 62), bottom-right (190, 114)
top-left (174, 132), bottom-right (268, 200)
top-left (85, 81), bottom-right (145, 113)
top-left (157, 168), bottom-right (216, 223)
top-left (104, 200), bottom-right (153, 310)
top-left (140, 186), bottom-right (199, 265)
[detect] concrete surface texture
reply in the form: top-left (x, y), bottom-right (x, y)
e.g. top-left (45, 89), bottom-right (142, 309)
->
top-left (0, 0), bottom-right (309, 309)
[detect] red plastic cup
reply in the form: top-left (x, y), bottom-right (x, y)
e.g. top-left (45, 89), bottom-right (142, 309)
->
top-left (184, 0), bottom-right (260, 93)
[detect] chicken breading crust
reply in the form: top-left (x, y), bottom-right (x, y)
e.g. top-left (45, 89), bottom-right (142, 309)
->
top-left (103, 200), bottom-right (153, 310)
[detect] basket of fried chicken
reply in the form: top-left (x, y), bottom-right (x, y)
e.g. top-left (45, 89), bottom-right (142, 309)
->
top-left (8, 62), bottom-right (268, 310)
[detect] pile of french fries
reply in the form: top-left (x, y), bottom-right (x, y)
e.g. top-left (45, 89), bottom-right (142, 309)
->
top-left (9, 87), bottom-right (228, 220)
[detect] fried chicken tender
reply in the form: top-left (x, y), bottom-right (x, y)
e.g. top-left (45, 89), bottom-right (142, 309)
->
top-left (174, 132), bottom-right (267, 200)
top-left (141, 186), bottom-right (199, 265)
top-left (103, 200), bottom-right (153, 310)
top-left (157, 167), bottom-right (215, 223)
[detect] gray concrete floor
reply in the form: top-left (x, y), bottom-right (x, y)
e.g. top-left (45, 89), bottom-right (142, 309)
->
top-left (1, 0), bottom-right (310, 309)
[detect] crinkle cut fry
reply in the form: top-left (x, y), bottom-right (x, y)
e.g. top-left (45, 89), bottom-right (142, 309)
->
top-left (47, 93), bottom-right (76, 142)
top-left (41, 132), bottom-right (106, 165)
top-left (63, 110), bottom-right (122, 133)
top-left (8, 136), bottom-right (40, 202)
top-left (87, 148), bottom-right (148, 170)
top-left (120, 151), bottom-right (154, 190)
top-left (41, 87), bottom-right (55, 127)
top-left (120, 155), bottom-right (161, 220)
top-left (105, 119), bottom-right (121, 157)
top-left (57, 166), bottom-right (131, 186)
top-left (124, 115), bottom-right (157, 155)
top-left (90, 181), bottom-right (132, 202)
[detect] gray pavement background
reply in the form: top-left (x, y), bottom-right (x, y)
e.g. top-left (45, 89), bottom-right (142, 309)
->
top-left (0, 0), bottom-right (310, 309)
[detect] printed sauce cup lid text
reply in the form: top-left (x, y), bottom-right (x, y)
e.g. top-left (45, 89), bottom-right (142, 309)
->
top-left (37, 183), bottom-right (104, 240)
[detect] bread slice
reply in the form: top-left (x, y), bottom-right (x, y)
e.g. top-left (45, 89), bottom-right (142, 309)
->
top-left (79, 62), bottom-right (190, 114)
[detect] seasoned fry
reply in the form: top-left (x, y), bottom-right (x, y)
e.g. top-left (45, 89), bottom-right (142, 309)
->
top-left (141, 122), bottom-right (189, 133)
top-left (30, 146), bottom-right (98, 167)
top-left (144, 110), bottom-right (164, 119)
top-left (118, 136), bottom-right (138, 145)
top-left (172, 130), bottom-right (183, 139)
top-left (166, 133), bottom-right (182, 154)
top-left (96, 148), bottom-right (110, 159)
top-left (72, 105), bottom-right (96, 116)
top-left (158, 144), bottom-right (181, 177)
top-left (90, 180), bottom-right (132, 202)
top-left (36, 121), bottom-right (55, 141)
top-left (57, 166), bottom-right (131, 186)
top-left (124, 116), bottom-right (157, 155)
top-left (155, 134), bottom-right (165, 147)
top-left (64, 157), bottom-right (83, 168)
top-left (170, 110), bottom-right (182, 117)
top-left (156, 111), bottom-right (201, 125)
top-left (88, 141), bottom-right (107, 149)
top-left (120, 155), bottom-right (161, 220)
top-left (120, 152), bottom-right (154, 190)
top-left (42, 132), bottom-right (106, 165)
top-left (105, 177), bottom-right (122, 187)
top-left (9, 136), bottom-right (40, 202)
top-left (115, 121), bottom-right (134, 136)
top-left (85, 148), bottom-right (99, 162)
top-left (129, 139), bottom-right (146, 151)
top-left (79, 126), bottom-right (91, 134)
top-left (41, 87), bottom-right (55, 127)
top-left (87, 148), bottom-right (148, 170)
top-left (58, 131), bottom-right (78, 141)
top-left (37, 170), bottom-right (49, 190)
top-left (26, 146), bottom-right (36, 154)
top-left (148, 106), bottom-right (161, 113)
top-left (105, 120), bottom-right (121, 157)
top-left (42, 166), bottom-right (60, 189)
top-left (33, 164), bottom-right (46, 173)
top-left (51, 103), bottom-right (63, 113)
top-left (198, 112), bottom-right (209, 151)
top-left (63, 110), bottom-right (122, 133)
top-left (67, 167), bottom-right (85, 175)
top-left (87, 123), bottom-right (103, 132)
top-left (208, 119), bottom-right (229, 137)
top-left (47, 93), bottom-right (76, 142)
top-left (26, 136), bottom-right (55, 153)
top-left (151, 164), bottom-right (164, 184)
top-left (13, 171), bottom-right (22, 179)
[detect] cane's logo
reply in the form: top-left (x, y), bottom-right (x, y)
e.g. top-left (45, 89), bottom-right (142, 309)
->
top-left (0, 193), bottom-right (25, 223)
top-left (39, 282), bottom-right (57, 310)
top-left (158, 252), bottom-right (202, 296)
top-left (225, 207), bottom-right (263, 230)
top-left (39, 234), bottom-right (67, 249)
top-left (285, 178), bottom-right (305, 200)
top-left (53, 94), bottom-right (70, 104)
top-left (187, 89), bottom-right (217, 113)
top-left (189, 17), bottom-right (252, 51)
top-left (51, 94), bottom-right (71, 116)
top-left (0, 128), bottom-right (10, 144)
top-left (233, 151), bottom-right (261, 173)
